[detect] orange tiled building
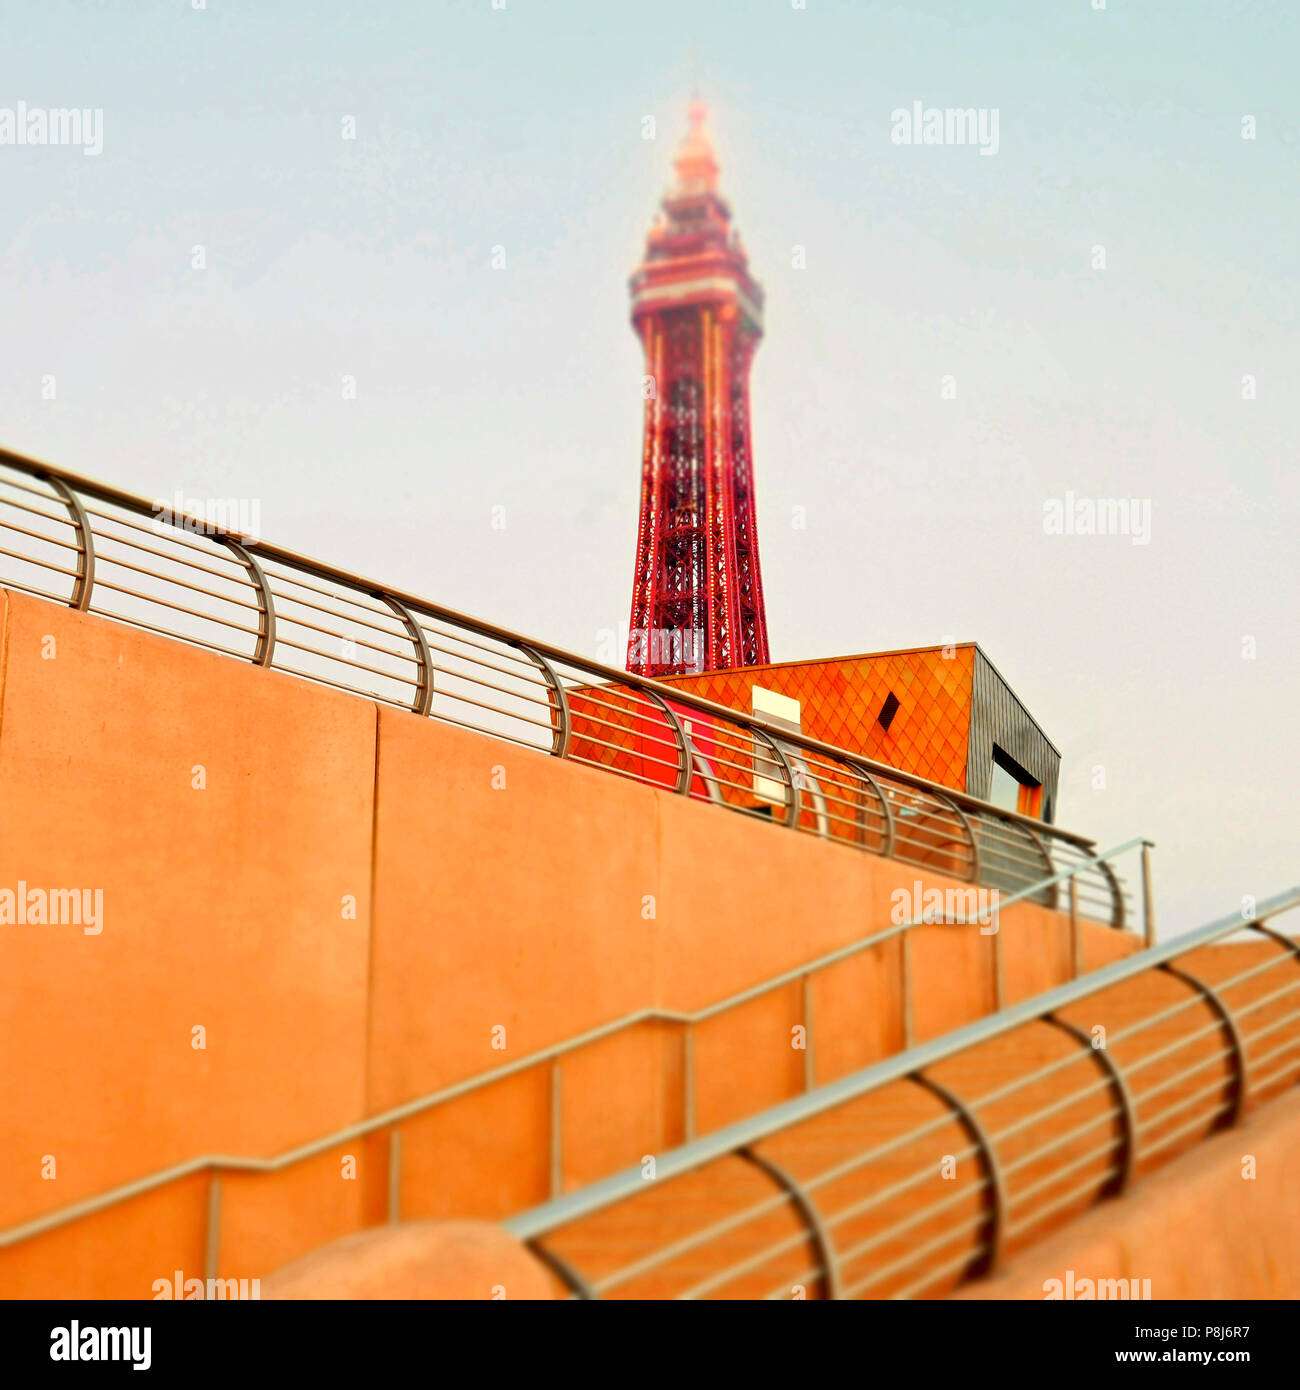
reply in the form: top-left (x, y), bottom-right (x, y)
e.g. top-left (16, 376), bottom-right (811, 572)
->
top-left (657, 643), bottom-right (1060, 822)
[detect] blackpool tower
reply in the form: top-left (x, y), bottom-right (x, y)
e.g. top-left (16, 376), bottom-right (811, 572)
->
top-left (625, 100), bottom-right (771, 678)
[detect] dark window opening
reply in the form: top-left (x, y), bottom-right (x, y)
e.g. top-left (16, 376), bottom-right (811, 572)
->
top-left (877, 692), bottom-right (900, 732)
top-left (989, 745), bottom-right (1041, 816)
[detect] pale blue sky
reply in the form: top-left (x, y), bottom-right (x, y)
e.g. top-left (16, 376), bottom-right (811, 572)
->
top-left (1, 0), bottom-right (1297, 930)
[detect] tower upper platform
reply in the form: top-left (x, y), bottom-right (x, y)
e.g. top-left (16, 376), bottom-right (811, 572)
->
top-left (629, 100), bottom-right (764, 336)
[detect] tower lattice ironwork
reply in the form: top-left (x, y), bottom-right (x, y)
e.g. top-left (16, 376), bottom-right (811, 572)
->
top-left (625, 100), bottom-right (771, 678)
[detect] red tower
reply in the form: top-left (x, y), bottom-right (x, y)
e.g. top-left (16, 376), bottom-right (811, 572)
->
top-left (625, 100), bottom-right (771, 678)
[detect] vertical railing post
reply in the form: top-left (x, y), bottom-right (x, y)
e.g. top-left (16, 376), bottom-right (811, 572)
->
top-left (549, 1059), bottom-right (563, 1199)
top-left (1068, 873), bottom-right (1082, 979)
top-left (43, 475), bottom-right (95, 611)
top-left (853, 764), bottom-right (894, 858)
top-left (644, 689), bottom-right (692, 795)
top-left (801, 974), bottom-right (815, 1091)
top-left (758, 731), bottom-right (800, 829)
top-left (900, 932), bottom-right (914, 1049)
top-left (1023, 823), bottom-right (1059, 911)
top-left (378, 594), bottom-right (432, 714)
top-left (388, 1128), bottom-right (402, 1224)
top-left (518, 643), bottom-right (570, 757)
top-left (1160, 963), bottom-right (1250, 1127)
top-left (205, 1174), bottom-right (222, 1282)
top-left (992, 922), bottom-right (1005, 1010)
top-left (909, 1073), bottom-right (1006, 1280)
top-left (223, 538), bottom-right (277, 668)
top-left (1141, 841), bottom-right (1156, 948)
top-left (938, 792), bottom-right (980, 884)
top-left (1097, 854), bottom-right (1127, 933)
top-left (1045, 1014), bottom-right (1139, 1196)
top-left (739, 1148), bottom-right (843, 1300)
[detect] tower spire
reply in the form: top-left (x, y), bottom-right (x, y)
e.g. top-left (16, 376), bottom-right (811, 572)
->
top-left (624, 101), bottom-right (771, 678)
top-left (673, 96), bottom-right (719, 193)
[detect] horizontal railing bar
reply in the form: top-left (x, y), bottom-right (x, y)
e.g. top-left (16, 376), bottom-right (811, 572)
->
top-left (1135, 1068), bottom-right (1253, 1137)
top-left (985, 1069), bottom-right (1116, 1148)
top-left (80, 500), bottom-right (247, 561)
top-left (877, 944), bottom-right (1297, 1141)
top-left (1, 511), bottom-right (81, 548)
top-left (1005, 1133), bottom-right (1122, 1213)
top-left (1129, 1099), bottom-right (1237, 1168)
top-left (1240, 1005), bottom-right (1300, 1050)
top-left (571, 717), bottom-right (683, 760)
top-left (91, 577), bottom-right (258, 635)
top-left (572, 732), bottom-right (682, 774)
top-left (1115, 965), bottom-right (1300, 1078)
top-left (1134, 1041), bottom-right (1237, 1106)
top-left (421, 621), bottom-right (546, 669)
top-left (0, 544), bottom-right (79, 578)
top-left (93, 526), bottom-right (257, 588)
top-left (844, 1206), bottom-right (989, 1298)
top-left (689, 839), bottom-right (1147, 1024)
top-left (266, 574), bottom-right (409, 633)
top-left (570, 700), bottom-right (684, 742)
top-left (86, 604), bottom-right (253, 662)
top-left (1248, 1044), bottom-right (1300, 1086)
top-left (0, 575), bottom-right (70, 605)
top-left (0, 470), bottom-right (73, 505)
top-left (1002, 1162), bottom-right (1125, 1243)
top-left (424, 641), bottom-right (552, 691)
top-left (999, 1105), bottom-right (1122, 1180)
top-left (675, 1210), bottom-right (816, 1301)
top-left (830, 1168), bottom-right (990, 1277)
top-left (889, 1238), bottom-right (994, 1302)
top-left (429, 712), bottom-right (552, 752)
top-left (271, 621), bottom-right (412, 670)
top-left (600, 1102), bottom-right (992, 1295)
top-left (431, 688), bottom-right (557, 732)
top-left (95, 550), bottom-right (262, 613)
top-left (274, 634), bottom-right (418, 684)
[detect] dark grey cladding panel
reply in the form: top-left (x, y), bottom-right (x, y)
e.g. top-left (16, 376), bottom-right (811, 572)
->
top-left (966, 648), bottom-right (1061, 821)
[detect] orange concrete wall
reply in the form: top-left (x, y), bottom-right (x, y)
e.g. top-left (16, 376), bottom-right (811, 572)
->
top-left (0, 590), bottom-right (1131, 1296)
top-left (0, 588), bottom-right (377, 1297)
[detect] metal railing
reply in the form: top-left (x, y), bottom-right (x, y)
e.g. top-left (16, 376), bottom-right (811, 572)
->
top-left (506, 888), bottom-right (1300, 1300)
top-left (0, 838), bottom-right (1148, 1271)
top-left (0, 444), bottom-right (1129, 925)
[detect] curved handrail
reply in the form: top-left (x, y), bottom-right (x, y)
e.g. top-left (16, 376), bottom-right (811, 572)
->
top-left (0, 444), bottom-right (1128, 925)
top-left (0, 444), bottom-right (1096, 851)
top-left (506, 884), bottom-right (1300, 1253)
